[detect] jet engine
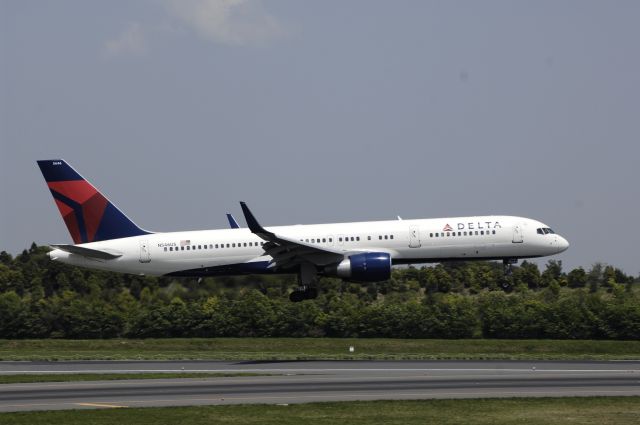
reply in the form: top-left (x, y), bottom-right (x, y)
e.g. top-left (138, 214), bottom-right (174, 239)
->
top-left (325, 252), bottom-right (391, 282)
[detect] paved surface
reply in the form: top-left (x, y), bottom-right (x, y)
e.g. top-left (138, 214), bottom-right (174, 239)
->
top-left (0, 360), bottom-right (639, 412)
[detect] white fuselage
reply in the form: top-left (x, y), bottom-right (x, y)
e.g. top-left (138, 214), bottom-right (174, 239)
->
top-left (48, 215), bottom-right (569, 277)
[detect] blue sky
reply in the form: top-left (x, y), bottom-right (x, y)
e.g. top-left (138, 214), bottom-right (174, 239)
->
top-left (2, 1), bottom-right (639, 274)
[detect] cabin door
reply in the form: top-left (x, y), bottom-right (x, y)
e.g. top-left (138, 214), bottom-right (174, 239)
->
top-left (139, 240), bottom-right (151, 263)
top-left (512, 226), bottom-right (524, 243)
top-left (409, 226), bottom-right (421, 248)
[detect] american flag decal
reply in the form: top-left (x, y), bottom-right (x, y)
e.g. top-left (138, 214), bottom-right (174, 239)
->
top-left (180, 240), bottom-right (191, 247)
top-left (443, 224), bottom-right (453, 232)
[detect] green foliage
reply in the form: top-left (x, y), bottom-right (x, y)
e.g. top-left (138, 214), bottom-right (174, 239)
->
top-left (0, 246), bottom-right (638, 339)
top-left (1, 397), bottom-right (640, 425)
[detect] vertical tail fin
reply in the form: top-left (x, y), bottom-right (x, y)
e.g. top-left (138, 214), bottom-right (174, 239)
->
top-left (37, 159), bottom-right (151, 244)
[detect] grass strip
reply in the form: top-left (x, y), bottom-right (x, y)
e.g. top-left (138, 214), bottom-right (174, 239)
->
top-left (0, 338), bottom-right (639, 361)
top-left (1, 397), bottom-right (639, 424)
top-left (0, 372), bottom-right (262, 385)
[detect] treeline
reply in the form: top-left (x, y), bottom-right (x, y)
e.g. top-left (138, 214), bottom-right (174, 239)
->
top-left (0, 244), bottom-right (638, 339)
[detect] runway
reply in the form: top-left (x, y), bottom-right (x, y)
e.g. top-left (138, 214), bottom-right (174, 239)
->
top-left (0, 360), bottom-right (639, 412)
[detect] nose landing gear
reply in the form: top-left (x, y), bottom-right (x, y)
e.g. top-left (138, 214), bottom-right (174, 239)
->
top-left (503, 258), bottom-right (518, 276)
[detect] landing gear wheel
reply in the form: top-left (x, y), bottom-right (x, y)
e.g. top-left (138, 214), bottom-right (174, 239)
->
top-left (290, 263), bottom-right (319, 302)
top-left (306, 287), bottom-right (318, 300)
top-left (289, 290), bottom-right (305, 302)
top-left (289, 286), bottom-right (318, 302)
top-left (503, 258), bottom-right (517, 276)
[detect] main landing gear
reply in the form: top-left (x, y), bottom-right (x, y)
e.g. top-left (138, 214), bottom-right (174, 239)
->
top-left (289, 286), bottom-right (318, 302)
top-left (290, 263), bottom-right (319, 302)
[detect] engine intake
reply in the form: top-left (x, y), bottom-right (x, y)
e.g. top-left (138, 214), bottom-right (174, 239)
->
top-left (327, 252), bottom-right (391, 282)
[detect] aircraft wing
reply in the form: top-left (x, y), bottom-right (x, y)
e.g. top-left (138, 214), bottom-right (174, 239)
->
top-left (240, 202), bottom-right (346, 270)
top-left (226, 213), bottom-right (241, 229)
top-left (50, 244), bottom-right (123, 260)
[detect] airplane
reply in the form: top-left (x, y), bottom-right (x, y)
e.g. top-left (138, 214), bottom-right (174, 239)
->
top-left (37, 159), bottom-right (569, 302)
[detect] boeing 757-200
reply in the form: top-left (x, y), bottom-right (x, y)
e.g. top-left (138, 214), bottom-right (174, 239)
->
top-left (37, 159), bottom-right (569, 302)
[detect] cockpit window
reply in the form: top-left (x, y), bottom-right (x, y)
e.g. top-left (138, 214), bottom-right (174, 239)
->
top-left (547, 228), bottom-right (555, 234)
top-left (537, 228), bottom-right (544, 235)
top-left (537, 227), bottom-right (556, 235)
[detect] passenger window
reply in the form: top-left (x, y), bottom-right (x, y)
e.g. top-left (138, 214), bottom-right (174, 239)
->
top-left (186, 246), bottom-right (190, 250)
top-left (435, 233), bottom-right (439, 237)
top-left (338, 238), bottom-right (342, 242)
top-left (322, 238), bottom-right (326, 243)
top-left (329, 238), bottom-right (332, 242)
top-left (492, 230), bottom-right (496, 235)
top-left (430, 233), bottom-right (433, 237)
top-left (350, 237), bottom-right (355, 241)
top-left (368, 236), bottom-right (371, 240)
top-left (356, 237), bottom-right (360, 241)
top-left (384, 235), bottom-right (388, 240)
top-left (379, 235), bottom-right (382, 240)
top-left (390, 235), bottom-right (394, 239)
top-left (164, 247), bottom-right (167, 252)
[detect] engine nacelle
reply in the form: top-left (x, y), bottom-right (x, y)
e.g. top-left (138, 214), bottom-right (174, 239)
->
top-left (326, 252), bottom-right (392, 282)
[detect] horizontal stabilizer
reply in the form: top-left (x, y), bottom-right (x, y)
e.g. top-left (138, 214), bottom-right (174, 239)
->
top-left (51, 244), bottom-right (123, 260)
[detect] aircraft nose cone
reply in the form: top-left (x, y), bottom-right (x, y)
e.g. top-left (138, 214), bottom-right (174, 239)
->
top-left (556, 236), bottom-right (570, 253)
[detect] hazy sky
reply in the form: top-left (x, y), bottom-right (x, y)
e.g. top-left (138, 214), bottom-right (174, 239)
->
top-left (2, 1), bottom-right (639, 275)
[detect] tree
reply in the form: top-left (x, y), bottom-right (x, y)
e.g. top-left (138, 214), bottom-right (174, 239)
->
top-left (567, 267), bottom-right (588, 288)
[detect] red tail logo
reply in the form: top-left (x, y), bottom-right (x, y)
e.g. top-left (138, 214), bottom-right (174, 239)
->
top-left (443, 224), bottom-right (453, 232)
